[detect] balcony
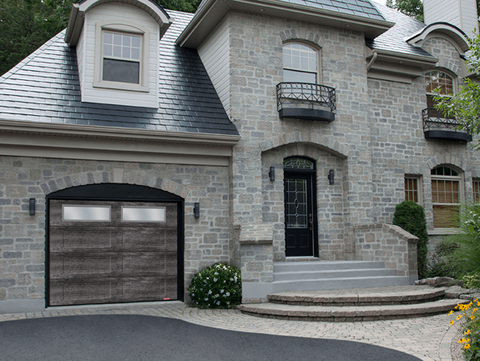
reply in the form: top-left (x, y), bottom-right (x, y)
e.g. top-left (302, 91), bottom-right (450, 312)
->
top-left (422, 108), bottom-right (472, 142)
top-left (276, 82), bottom-right (336, 122)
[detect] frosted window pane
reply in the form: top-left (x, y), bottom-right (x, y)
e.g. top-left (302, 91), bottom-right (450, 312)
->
top-left (63, 206), bottom-right (111, 222)
top-left (122, 207), bottom-right (166, 222)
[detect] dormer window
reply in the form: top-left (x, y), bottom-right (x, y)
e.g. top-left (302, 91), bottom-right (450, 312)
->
top-left (102, 31), bottom-right (141, 84)
top-left (93, 22), bottom-right (150, 93)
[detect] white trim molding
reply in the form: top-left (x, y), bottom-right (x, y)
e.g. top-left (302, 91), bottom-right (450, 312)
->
top-left (0, 119), bottom-right (240, 166)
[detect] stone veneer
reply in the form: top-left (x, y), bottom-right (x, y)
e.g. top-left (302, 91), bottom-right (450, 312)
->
top-left (0, 155), bottom-right (231, 311)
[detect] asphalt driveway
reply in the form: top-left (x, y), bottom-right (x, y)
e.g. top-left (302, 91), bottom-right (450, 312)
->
top-left (0, 314), bottom-right (422, 361)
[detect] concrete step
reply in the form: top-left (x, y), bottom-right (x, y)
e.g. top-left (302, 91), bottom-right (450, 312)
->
top-left (238, 298), bottom-right (469, 322)
top-left (273, 261), bottom-right (386, 273)
top-left (271, 275), bottom-right (411, 293)
top-left (274, 268), bottom-right (398, 282)
top-left (267, 286), bottom-right (446, 306)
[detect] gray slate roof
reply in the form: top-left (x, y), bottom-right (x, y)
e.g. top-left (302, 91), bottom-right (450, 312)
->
top-left (0, 10), bottom-right (238, 136)
top-left (278, 0), bottom-right (385, 21)
top-left (367, 3), bottom-right (434, 58)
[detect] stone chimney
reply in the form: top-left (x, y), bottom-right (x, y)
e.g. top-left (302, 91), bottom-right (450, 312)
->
top-left (423, 0), bottom-right (479, 37)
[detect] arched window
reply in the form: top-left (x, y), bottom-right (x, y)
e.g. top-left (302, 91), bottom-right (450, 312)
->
top-left (425, 70), bottom-right (454, 114)
top-left (283, 43), bottom-right (318, 84)
top-left (431, 166), bottom-right (463, 228)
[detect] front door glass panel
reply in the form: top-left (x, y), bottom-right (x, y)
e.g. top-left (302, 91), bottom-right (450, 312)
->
top-left (285, 179), bottom-right (308, 228)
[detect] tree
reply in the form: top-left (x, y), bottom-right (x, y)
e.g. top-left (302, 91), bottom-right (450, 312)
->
top-left (434, 33), bottom-right (480, 149)
top-left (386, 0), bottom-right (424, 22)
top-left (0, 0), bottom-right (201, 76)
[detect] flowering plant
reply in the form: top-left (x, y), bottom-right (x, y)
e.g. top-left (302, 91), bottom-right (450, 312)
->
top-left (449, 299), bottom-right (480, 360)
top-left (188, 263), bottom-right (242, 309)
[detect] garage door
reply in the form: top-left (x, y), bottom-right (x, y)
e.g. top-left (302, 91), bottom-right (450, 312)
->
top-left (49, 199), bottom-right (178, 306)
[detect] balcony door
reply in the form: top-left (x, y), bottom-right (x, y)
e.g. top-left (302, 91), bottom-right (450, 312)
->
top-left (284, 157), bottom-right (318, 257)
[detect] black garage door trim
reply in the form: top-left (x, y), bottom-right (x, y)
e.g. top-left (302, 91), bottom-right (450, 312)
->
top-left (46, 184), bottom-right (184, 306)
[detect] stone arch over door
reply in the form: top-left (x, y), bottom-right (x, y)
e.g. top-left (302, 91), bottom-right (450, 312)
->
top-left (261, 142), bottom-right (348, 262)
top-left (46, 183), bottom-right (184, 306)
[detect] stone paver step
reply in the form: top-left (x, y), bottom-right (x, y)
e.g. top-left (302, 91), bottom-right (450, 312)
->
top-left (268, 285), bottom-right (446, 306)
top-left (237, 298), bottom-right (469, 322)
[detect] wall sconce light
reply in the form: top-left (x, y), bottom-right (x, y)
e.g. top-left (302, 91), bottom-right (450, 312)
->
top-left (328, 169), bottom-right (335, 185)
top-left (29, 198), bottom-right (36, 216)
top-left (194, 202), bottom-right (200, 219)
top-left (268, 166), bottom-right (275, 182)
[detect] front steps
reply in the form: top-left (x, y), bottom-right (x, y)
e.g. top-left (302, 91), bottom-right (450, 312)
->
top-left (270, 261), bottom-right (411, 293)
top-left (238, 285), bottom-right (468, 322)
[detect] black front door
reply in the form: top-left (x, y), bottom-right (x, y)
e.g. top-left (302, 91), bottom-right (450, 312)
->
top-left (284, 172), bottom-right (317, 257)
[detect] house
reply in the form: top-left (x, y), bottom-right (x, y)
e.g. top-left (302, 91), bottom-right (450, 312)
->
top-left (0, 0), bottom-right (478, 313)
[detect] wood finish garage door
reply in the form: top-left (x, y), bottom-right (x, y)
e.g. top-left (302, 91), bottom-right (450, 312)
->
top-left (49, 200), bottom-right (178, 306)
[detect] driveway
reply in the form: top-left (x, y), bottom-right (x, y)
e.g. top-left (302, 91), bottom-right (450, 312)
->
top-left (0, 314), bottom-right (421, 361)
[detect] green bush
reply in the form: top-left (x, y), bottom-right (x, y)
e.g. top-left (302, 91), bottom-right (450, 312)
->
top-left (188, 263), bottom-right (242, 309)
top-left (425, 241), bottom-right (460, 279)
top-left (393, 200), bottom-right (429, 279)
top-left (442, 205), bottom-right (480, 279)
top-left (463, 273), bottom-right (480, 290)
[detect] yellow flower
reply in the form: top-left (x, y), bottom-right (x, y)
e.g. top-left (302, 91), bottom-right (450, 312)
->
top-left (449, 320), bottom-right (455, 325)
top-left (465, 330), bottom-right (471, 335)
top-left (464, 344), bottom-right (471, 350)
top-left (457, 314), bottom-right (464, 320)
top-left (473, 308), bottom-right (478, 314)
top-left (470, 316), bottom-right (476, 320)
top-left (449, 310), bottom-right (454, 316)
top-left (459, 338), bottom-right (466, 344)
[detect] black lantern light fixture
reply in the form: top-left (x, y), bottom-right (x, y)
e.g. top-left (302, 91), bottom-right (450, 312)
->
top-left (194, 202), bottom-right (200, 219)
top-left (268, 166), bottom-right (275, 182)
top-left (328, 169), bottom-right (335, 185)
top-left (29, 198), bottom-right (36, 216)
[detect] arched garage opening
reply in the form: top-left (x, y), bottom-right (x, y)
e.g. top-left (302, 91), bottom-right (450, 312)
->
top-left (46, 184), bottom-right (184, 307)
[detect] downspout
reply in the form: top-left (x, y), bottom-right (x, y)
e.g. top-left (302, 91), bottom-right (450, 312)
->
top-left (367, 51), bottom-right (378, 71)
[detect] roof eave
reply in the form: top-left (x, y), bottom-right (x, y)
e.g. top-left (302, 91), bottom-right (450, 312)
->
top-left (177, 0), bottom-right (394, 48)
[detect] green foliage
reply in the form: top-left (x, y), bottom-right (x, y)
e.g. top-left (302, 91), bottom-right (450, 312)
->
top-left (434, 32), bottom-right (480, 150)
top-left (463, 273), bottom-right (480, 290)
top-left (443, 205), bottom-right (480, 276)
top-left (0, 0), bottom-right (74, 76)
top-left (392, 200), bottom-right (429, 279)
top-left (426, 241), bottom-right (460, 278)
top-left (386, 0), bottom-right (424, 22)
top-left (0, 0), bottom-right (201, 76)
top-left (188, 263), bottom-right (242, 309)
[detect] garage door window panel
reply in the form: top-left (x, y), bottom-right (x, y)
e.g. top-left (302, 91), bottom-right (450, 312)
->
top-left (121, 206), bottom-right (166, 222)
top-left (62, 205), bottom-right (111, 222)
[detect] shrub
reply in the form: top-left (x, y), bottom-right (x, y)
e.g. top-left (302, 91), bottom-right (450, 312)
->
top-left (463, 273), bottom-right (480, 290)
top-left (448, 300), bottom-right (480, 361)
top-left (444, 205), bottom-right (480, 277)
top-left (188, 263), bottom-right (242, 309)
top-left (393, 200), bottom-right (429, 279)
top-left (425, 241), bottom-right (460, 279)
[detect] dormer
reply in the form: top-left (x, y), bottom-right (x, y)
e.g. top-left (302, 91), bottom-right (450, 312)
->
top-left (64, 0), bottom-right (171, 108)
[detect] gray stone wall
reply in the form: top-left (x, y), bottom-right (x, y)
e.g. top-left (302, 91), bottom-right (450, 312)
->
top-left (0, 155), bottom-right (231, 307)
top-left (227, 10), bottom-right (377, 260)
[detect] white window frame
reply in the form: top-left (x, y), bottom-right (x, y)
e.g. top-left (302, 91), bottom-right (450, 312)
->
top-left (425, 70), bottom-right (456, 113)
top-left (93, 21), bottom-right (150, 93)
top-left (405, 175), bottom-right (422, 206)
top-left (282, 42), bottom-right (321, 84)
top-left (431, 166), bottom-right (464, 229)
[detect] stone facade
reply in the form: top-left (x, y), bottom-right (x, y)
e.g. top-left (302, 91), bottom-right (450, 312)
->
top-left (0, 156), bottom-right (231, 308)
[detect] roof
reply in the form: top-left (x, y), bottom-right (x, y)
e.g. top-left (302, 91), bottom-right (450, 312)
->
top-left (278, 0), bottom-right (386, 21)
top-left (367, 3), bottom-right (434, 59)
top-left (0, 10), bottom-right (238, 136)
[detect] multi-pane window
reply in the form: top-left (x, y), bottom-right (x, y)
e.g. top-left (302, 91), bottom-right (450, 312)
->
top-left (102, 31), bottom-right (142, 84)
top-left (425, 71), bottom-right (454, 117)
top-left (283, 43), bottom-right (318, 84)
top-left (473, 179), bottom-right (480, 203)
top-left (431, 166), bottom-right (462, 228)
top-left (405, 176), bottom-right (421, 204)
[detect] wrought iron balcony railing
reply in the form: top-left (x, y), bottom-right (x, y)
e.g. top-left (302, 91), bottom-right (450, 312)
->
top-left (422, 108), bottom-right (472, 142)
top-left (276, 82), bottom-right (336, 122)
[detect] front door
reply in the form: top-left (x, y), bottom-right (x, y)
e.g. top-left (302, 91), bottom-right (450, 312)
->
top-left (284, 157), bottom-right (317, 257)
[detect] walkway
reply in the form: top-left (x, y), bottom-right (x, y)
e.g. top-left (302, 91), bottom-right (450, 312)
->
top-left (0, 301), bottom-right (461, 361)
